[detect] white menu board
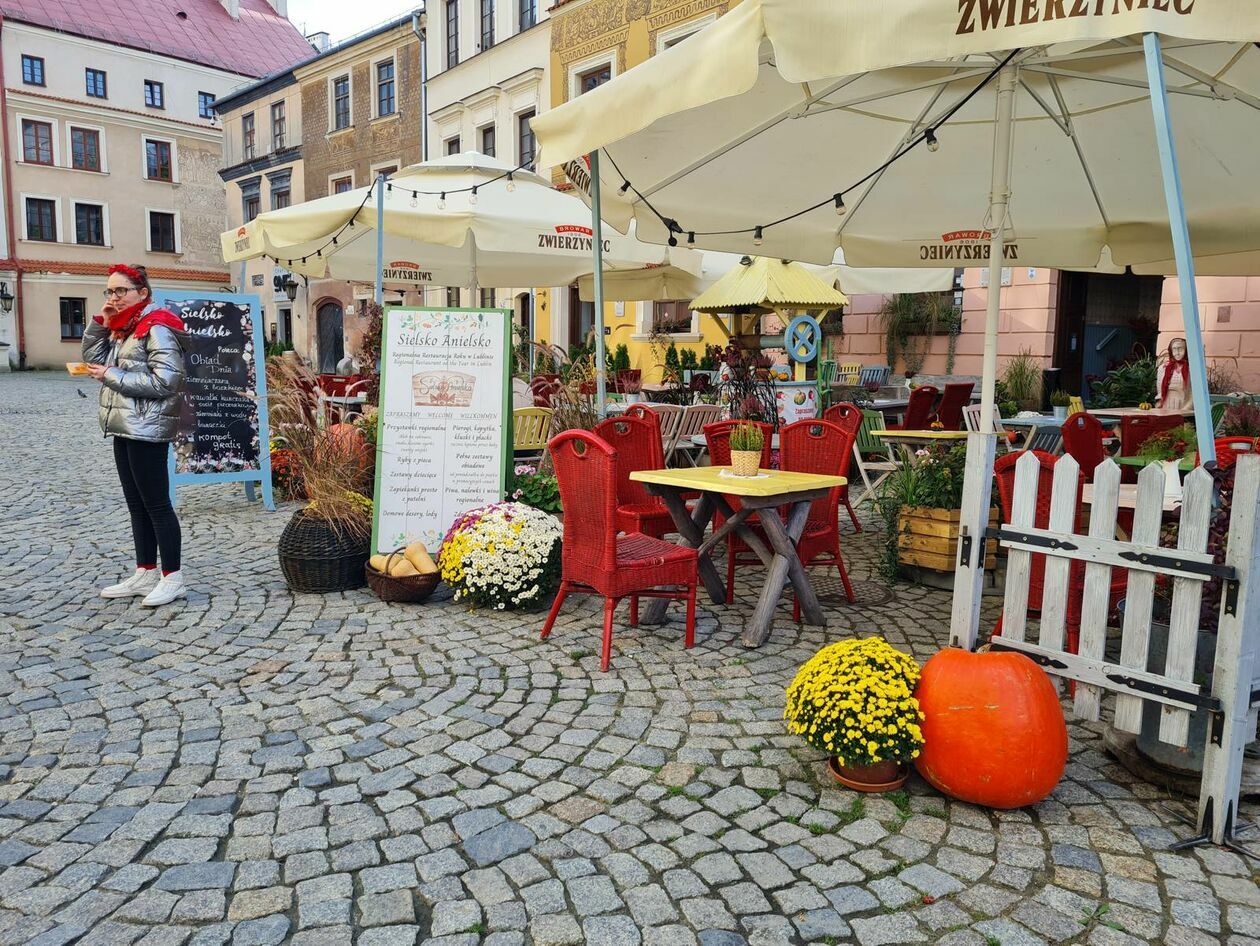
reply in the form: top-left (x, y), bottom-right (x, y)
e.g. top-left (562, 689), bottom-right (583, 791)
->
top-left (371, 307), bottom-right (511, 553)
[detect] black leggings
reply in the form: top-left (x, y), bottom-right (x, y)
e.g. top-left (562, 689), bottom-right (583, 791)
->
top-left (113, 437), bottom-right (182, 572)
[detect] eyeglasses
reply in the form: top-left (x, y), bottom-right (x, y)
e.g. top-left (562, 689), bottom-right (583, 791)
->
top-left (102, 287), bottom-right (138, 299)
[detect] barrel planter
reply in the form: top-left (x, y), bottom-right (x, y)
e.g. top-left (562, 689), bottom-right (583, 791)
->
top-left (897, 506), bottom-right (998, 572)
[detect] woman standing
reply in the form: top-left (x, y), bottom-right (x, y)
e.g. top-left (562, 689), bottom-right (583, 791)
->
top-left (82, 264), bottom-right (190, 607)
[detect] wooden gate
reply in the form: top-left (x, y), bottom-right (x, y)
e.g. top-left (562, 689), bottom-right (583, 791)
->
top-left (951, 445), bottom-right (1260, 848)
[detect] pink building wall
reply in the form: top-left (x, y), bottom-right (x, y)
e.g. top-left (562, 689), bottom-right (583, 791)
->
top-left (833, 269), bottom-right (1260, 392)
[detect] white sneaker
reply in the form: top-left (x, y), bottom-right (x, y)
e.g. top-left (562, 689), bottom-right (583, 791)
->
top-left (101, 568), bottom-right (160, 599)
top-left (141, 571), bottom-right (187, 607)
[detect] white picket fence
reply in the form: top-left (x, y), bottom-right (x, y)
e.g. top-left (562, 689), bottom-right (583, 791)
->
top-left (950, 442), bottom-right (1260, 847)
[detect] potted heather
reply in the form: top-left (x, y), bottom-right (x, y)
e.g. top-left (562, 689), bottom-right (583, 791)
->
top-left (729, 422), bottom-right (764, 476)
top-left (1050, 389), bottom-right (1071, 420)
top-left (1136, 423), bottom-right (1197, 502)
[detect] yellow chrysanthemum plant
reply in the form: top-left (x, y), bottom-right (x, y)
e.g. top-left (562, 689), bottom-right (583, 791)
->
top-left (784, 638), bottom-right (926, 772)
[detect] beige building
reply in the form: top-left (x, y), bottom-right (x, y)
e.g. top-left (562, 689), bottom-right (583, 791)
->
top-left (294, 14), bottom-right (426, 372)
top-left (426, 0), bottom-right (551, 337)
top-left (0, 0), bottom-right (313, 368)
top-left (215, 68), bottom-right (309, 361)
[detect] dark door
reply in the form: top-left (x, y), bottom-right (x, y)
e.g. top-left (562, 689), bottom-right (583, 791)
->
top-left (317, 302), bottom-right (344, 373)
top-left (567, 285), bottom-right (594, 351)
top-left (1053, 272), bottom-right (1161, 401)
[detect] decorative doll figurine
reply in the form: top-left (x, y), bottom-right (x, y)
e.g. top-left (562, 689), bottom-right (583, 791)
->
top-left (1158, 337), bottom-right (1192, 413)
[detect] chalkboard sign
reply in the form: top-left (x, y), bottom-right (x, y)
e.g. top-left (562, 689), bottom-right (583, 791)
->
top-left (152, 290), bottom-right (273, 510)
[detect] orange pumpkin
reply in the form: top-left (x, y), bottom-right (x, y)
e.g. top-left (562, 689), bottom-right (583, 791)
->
top-left (320, 424), bottom-right (374, 482)
top-left (914, 648), bottom-right (1067, 809)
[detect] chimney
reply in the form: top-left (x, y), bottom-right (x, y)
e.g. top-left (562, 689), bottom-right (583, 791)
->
top-left (263, 0), bottom-right (288, 16)
top-left (307, 31), bottom-right (331, 53)
top-left (221, 0), bottom-right (240, 19)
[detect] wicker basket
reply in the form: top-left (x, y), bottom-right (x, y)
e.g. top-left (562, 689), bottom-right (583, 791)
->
top-left (366, 548), bottom-right (441, 603)
top-left (730, 450), bottom-right (761, 477)
top-left (277, 508), bottom-right (370, 593)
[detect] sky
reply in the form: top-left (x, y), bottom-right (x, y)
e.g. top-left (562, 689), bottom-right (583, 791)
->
top-left (287, 0), bottom-right (422, 44)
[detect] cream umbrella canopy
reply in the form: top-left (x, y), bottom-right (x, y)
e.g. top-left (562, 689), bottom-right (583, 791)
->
top-left (221, 153), bottom-right (700, 291)
top-left (533, 0), bottom-right (1260, 464)
top-left (576, 248), bottom-right (954, 302)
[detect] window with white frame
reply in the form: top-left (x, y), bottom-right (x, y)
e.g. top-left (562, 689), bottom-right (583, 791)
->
top-left (21, 119), bottom-right (54, 165)
top-left (144, 79), bottom-right (164, 109)
top-left (147, 210), bottom-right (179, 253)
top-left (271, 102), bottom-right (286, 150)
top-left (517, 110), bottom-right (534, 169)
top-left (445, 0), bottom-right (459, 68)
top-left (242, 112), bottom-right (256, 160)
top-left (25, 196), bottom-right (58, 242)
top-left (331, 174), bottom-right (353, 194)
top-left (519, 0), bottom-right (536, 31)
top-left (74, 202), bottom-right (106, 246)
top-left (69, 127), bottom-right (102, 171)
top-left (144, 137), bottom-right (174, 181)
top-left (576, 62), bottom-right (611, 95)
top-left (657, 15), bottom-right (716, 53)
top-left (60, 298), bottom-right (86, 340)
top-left (480, 124), bottom-right (495, 158)
top-left (376, 60), bottom-right (396, 117)
top-left (332, 75), bottom-right (350, 130)
top-left (198, 92), bottom-right (215, 119)
top-left (480, 0), bottom-right (494, 49)
top-left (445, 136), bottom-right (460, 156)
top-left (85, 68), bottom-right (106, 98)
top-left (651, 301), bottom-right (696, 335)
top-left (21, 55), bottom-right (44, 86)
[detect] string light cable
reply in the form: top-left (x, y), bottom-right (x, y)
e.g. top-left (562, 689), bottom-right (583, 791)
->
top-left (602, 48), bottom-right (1021, 244)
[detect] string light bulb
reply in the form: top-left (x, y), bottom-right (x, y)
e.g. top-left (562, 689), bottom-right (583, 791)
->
top-left (618, 181), bottom-right (631, 195)
top-left (469, 186), bottom-right (478, 205)
top-left (925, 128), bottom-right (940, 152)
top-left (834, 194), bottom-right (846, 216)
top-left (687, 232), bottom-right (695, 246)
top-left (506, 172), bottom-right (515, 193)
top-left (410, 191), bottom-right (418, 208)
top-left (753, 226), bottom-right (764, 246)
top-left (438, 192), bottom-right (446, 210)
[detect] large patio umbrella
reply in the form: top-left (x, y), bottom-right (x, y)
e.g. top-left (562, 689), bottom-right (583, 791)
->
top-left (576, 248), bottom-right (953, 302)
top-left (532, 1), bottom-right (1260, 465)
top-left (221, 153), bottom-right (696, 291)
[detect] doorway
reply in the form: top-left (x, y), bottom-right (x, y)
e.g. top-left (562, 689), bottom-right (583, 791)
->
top-left (567, 285), bottom-right (594, 352)
top-left (1053, 272), bottom-right (1162, 400)
top-left (316, 301), bottom-right (344, 373)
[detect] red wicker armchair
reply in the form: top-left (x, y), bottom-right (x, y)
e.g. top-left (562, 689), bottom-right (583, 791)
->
top-left (542, 430), bottom-right (698, 672)
top-left (780, 419), bottom-right (857, 619)
top-left (592, 414), bottom-right (673, 539)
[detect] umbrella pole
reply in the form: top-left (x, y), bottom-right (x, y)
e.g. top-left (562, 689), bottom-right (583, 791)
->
top-left (589, 151), bottom-right (608, 416)
top-left (950, 62), bottom-right (1017, 652)
top-left (374, 174), bottom-right (385, 307)
top-left (1143, 33), bottom-right (1214, 464)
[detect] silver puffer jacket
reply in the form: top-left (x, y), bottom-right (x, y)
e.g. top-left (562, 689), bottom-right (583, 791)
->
top-left (82, 304), bottom-right (189, 443)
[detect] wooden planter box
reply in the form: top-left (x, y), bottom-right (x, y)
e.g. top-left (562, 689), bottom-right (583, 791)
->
top-left (897, 506), bottom-right (998, 572)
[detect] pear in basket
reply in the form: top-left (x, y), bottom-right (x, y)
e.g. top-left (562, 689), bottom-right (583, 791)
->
top-left (404, 542), bottom-right (438, 575)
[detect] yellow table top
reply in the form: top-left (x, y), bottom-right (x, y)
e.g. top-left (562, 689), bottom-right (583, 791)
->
top-left (872, 430), bottom-right (970, 441)
top-left (630, 466), bottom-right (846, 497)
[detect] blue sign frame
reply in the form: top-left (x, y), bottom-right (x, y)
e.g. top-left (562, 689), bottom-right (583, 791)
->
top-left (153, 290), bottom-right (274, 511)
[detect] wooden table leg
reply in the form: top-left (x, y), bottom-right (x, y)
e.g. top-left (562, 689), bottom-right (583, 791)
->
top-left (641, 490), bottom-right (723, 625)
top-left (742, 500), bottom-right (821, 647)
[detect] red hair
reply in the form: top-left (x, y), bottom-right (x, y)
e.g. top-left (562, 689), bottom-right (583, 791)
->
top-left (108, 263), bottom-right (151, 297)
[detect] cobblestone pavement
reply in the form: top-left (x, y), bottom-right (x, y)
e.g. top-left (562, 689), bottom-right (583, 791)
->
top-left (1, 373), bottom-right (1257, 946)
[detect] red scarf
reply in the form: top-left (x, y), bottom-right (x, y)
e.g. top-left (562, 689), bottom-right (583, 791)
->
top-left (98, 301), bottom-right (185, 340)
top-left (1160, 357), bottom-right (1189, 402)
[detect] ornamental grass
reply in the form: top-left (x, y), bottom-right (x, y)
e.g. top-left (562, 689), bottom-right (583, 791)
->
top-left (784, 638), bottom-right (926, 767)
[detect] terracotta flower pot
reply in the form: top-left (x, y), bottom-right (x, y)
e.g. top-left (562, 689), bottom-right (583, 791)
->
top-left (828, 757), bottom-right (908, 793)
top-left (730, 450), bottom-right (761, 477)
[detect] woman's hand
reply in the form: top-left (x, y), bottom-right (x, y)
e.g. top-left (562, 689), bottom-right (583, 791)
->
top-left (86, 364), bottom-right (109, 381)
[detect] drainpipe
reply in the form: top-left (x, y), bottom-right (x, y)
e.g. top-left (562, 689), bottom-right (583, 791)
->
top-left (0, 14), bottom-right (27, 367)
top-left (412, 11), bottom-right (429, 161)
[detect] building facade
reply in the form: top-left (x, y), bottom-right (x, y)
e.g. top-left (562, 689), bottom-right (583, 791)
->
top-left (216, 68), bottom-right (309, 362)
top-left (427, 0), bottom-right (551, 339)
top-left (295, 15), bottom-right (425, 372)
top-left (0, 0), bottom-right (313, 368)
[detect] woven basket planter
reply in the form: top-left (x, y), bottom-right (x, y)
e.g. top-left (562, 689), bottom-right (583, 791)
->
top-left (365, 548), bottom-right (441, 603)
top-left (277, 508), bottom-right (370, 593)
top-left (730, 450), bottom-right (761, 477)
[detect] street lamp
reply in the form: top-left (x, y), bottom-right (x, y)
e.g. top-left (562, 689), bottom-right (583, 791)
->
top-left (0, 283), bottom-right (13, 314)
top-left (283, 275), bottom-right (298, 302)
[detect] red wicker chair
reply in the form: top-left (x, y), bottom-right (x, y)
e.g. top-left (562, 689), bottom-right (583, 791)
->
top-left (889, 385), bottom-right (939, 431)
top-left (704, 420), bottom-right (774, 604)
top-left (593, 415), bottom-right (673, 539)
top-left (1060, 411), bottom-right (1108, 481)
top-left (822, 403), bottom-right (864, 531)
top-left (1212, 436), bottom-right (1259, 469)
top-left (992, 451), bottom-right (1126, 655)
top-left (779, 419), bottom-right (857, 620)
top-left (542, 430), bottom-right (698, 672)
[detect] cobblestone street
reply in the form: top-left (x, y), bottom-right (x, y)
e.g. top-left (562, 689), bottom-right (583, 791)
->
top-left (1, 372), bottom-right (1257, 946)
